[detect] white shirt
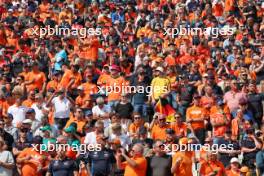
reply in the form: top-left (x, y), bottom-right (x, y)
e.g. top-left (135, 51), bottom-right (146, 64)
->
top-left (84, 131), bottom-right (97, 144)
top-left (92, 105), bottom-right (111, 128)
top-left (7, 105), bottom-right (28, 126)
top-left (31, 103), bottom-right (49, 121)
top-left (0, 150), bottom-right (14, 176)
top-left (109, 134), bottom-right (131, 150)
top-left (51, 97), bottom-right (71, 119)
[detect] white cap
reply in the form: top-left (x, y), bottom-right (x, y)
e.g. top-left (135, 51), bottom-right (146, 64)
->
top-left (253, 55), bottom-right (261, 60)
top-left (230, 157), bottom-right (239, 164)
top-left (155, 67), bottom-right (164, 72)
top-left (22, 119), bottom-right (32, 124)
top-left (203, 73), bottom-right (209, 78)
top-left (77, 86), bottom-right (84, 90)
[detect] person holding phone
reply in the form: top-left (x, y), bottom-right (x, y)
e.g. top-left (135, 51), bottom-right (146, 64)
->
top-left (116, 143), bottom-right (147, 176)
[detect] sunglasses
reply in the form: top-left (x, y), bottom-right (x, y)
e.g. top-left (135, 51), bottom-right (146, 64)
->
top-left (159, 118), bottom-right (166, 122)
top-left (20, 129), bottom-right (28, 133)
top-left (158, 144), bottom-right (164, 149)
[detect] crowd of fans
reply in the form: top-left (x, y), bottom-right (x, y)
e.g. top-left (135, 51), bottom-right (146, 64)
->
top-left (0, 0), bottom-right (264, 176)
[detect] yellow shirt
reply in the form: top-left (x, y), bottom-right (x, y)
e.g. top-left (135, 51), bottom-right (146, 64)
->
top-left (151, 77), bottom-right (171, 100)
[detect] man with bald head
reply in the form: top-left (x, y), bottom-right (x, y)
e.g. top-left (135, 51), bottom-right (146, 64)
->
top-left (116, 143), bottom-right (147, 176)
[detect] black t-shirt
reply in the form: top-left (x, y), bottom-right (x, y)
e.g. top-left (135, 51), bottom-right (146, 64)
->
top-left (218, 138), bottom-right (240, 167)
top-left (79, 148), bottom-right (116, 175)
top-left (147, 155), bottom-right (172, 176)
top-left (115, 102), bottom-right (134, 119)
top-left (177, 84), bottom-right (196, 104)
top-left (248, 93), bottom-right (264, 120)
top-left (241, 137), bottom-right (259, 161)
top-left (48, 158), bottom-right (78, 176)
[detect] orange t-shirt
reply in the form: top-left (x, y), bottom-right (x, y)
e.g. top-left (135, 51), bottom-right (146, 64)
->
top-left (19, 71), bottom-right (31, 82)
top-left (75, 95), bottom-right (90, 107)
top-left (226, 169), bottom-right (240, 176)
top-left (22, 99), bottom-right (35, 108)
top-left (97, 73), bottom-right (111, 86)
top-left (186, 106), bottom-right (205, 130)
top-left (121, 156), bottom-right (147, 176)
top-left (60, 70), bottom-right (82, 89)
top-left (129, 122), bottom-right (148, 134)
top-left (165, 55), bottom-right (177, 66)
top-left (231, 117), bottom-right (242, 139)
top-left (213, 3), bottom-right (224, 17)
top-left (65, 117), bottom-right (86, 134)
top-left (78, 37), bottom-right (100, 62)
top-left (105, 76), bottom-right (125, 101)
top-left (46, 80), bottom-right (59, 91)
top-left (200, 96), bottom-right (215, 107)
top-left (18, 148), bottom-right (49, 176)
top-left (224, 0), bottom-right (235, 12)
top-left (210, 106), bottom-right (231, 137)
top-left (170, 122), bottom-right (187, 137)
top-left (172, 151), bottom-right (193, 176)
top-left (27, 71), bottom-right (46, 92)
top-left (0, 99), bottom-right (8, 117)
top-left (200, 160), bottom-right (225, 176)
top-left (81, 82), bottom-right (98, 97)
top-left (151, 124), bottom-right (170, 140)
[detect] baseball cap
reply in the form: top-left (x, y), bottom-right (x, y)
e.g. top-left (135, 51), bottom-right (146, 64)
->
top-left (64, 125), bottom-right (76, 133)
top-left (40, 125), bottom-right (52, 132)
top-left (230, 157), bottom-right (239, 164)
top-left (193, 94), bottom-right (201, 99)
top-left (84, 110), bottom-right (93, 116)
top-left (77, 86), bottom-right (84, 90)
top-left (110, 65), bottom-right (120, 72)
top-left (22, 119), bottom-right (32, 124)
top-left (202, 73), bottom-right (209, 78)
top-left (155, 67), bottom-right (164, 72)
top-left (26, 108), bottom-right (35, 114)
